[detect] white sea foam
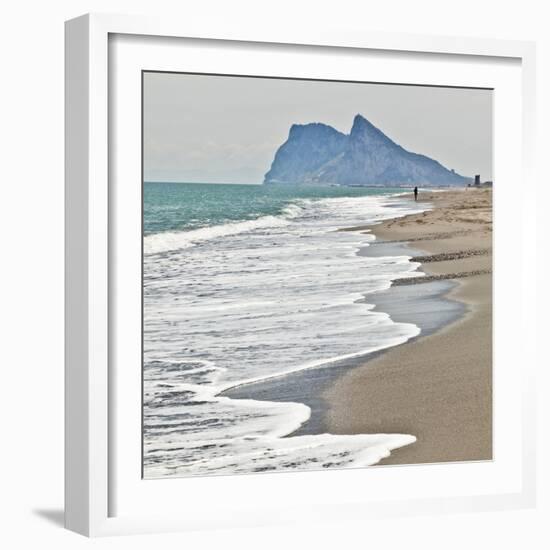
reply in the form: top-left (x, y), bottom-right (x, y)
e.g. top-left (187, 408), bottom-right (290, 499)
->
top-left (143, 193), bottom-right (427, 477)
top-left (144, 215), bottom-right (292, 255)
top-left (144, 201), bottom-right (305, 255)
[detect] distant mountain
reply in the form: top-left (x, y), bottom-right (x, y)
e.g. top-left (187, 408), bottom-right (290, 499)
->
top-left (264, 114), bottom-right (470, 186)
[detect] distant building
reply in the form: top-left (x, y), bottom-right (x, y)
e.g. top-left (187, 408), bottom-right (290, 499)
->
top-left (474, 174), bottom-right (481, 186)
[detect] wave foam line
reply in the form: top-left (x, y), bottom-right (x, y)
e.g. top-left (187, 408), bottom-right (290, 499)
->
top-left (217, 321), bottom-right (420, 395)
top-left (144, 203), bottom-right (305, 255)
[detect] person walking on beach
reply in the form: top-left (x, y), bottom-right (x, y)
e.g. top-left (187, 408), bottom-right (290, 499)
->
top-left (414, 186), bottom-right (418, 201)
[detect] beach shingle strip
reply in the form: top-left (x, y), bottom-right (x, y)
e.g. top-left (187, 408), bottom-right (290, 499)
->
top-left (368, 230), bottom-right (474, 243)
top-left (392, 269), bottom-right (492, 286)
top-left (411, 248), bottom-right (491, 263)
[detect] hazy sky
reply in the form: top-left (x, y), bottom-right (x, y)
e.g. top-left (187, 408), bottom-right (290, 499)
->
top-left (143, 72), bottom-right (493, 184)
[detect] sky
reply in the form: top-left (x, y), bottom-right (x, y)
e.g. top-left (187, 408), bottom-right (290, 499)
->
top-left (143, 72), bottom-right (493, 184)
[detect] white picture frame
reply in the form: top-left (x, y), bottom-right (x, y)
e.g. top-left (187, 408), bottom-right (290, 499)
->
top-left (65, 13), bottom-right (537, 537)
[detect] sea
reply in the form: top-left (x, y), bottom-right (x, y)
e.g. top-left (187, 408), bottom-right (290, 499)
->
top-left (143, 182), bottom-right (427, 478)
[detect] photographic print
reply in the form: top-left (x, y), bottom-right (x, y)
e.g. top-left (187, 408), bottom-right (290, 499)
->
top-left (142, 73), bottom-right (492, 479)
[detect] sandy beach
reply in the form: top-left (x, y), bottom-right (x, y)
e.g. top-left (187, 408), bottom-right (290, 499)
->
top-left (326, 188), bottom-right (493, 465)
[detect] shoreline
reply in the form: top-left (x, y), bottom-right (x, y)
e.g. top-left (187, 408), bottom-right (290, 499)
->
top-left (224, 188), bottom-right (492, 467)
top-left (223, 191), bottom-right (467, 435)
top-left (223, 273), bottom-right (463, 437)
top-left (326, 188), bottom-right (493, 465)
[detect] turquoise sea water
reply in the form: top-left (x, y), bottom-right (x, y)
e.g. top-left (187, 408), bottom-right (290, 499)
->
top-left (142, 181), bottom-right (426, 478)
top-left (143, 182), bottom-right (404, 236)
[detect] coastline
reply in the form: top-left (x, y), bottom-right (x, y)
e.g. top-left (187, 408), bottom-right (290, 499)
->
top-left (326, 188), bottom-right (493, 465)
top-left (224, 187), bottom-right (492, 468)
